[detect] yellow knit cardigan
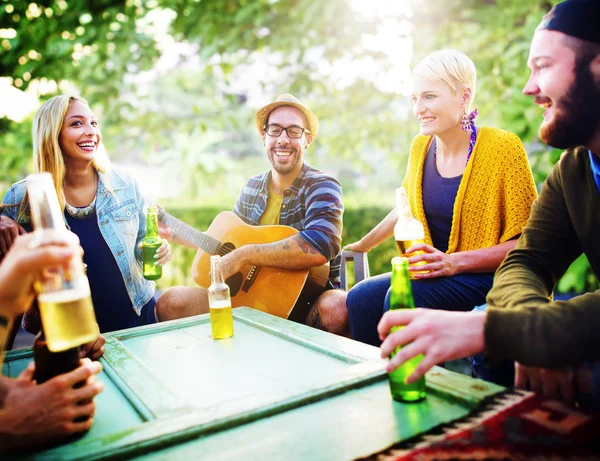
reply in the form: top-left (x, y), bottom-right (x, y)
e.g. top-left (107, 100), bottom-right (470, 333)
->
top-left (402, 126), bottom-right (538, 254)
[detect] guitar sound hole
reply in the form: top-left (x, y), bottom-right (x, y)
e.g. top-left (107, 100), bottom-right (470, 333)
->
top-left (218, 242), bottom-right (236, 256)
top-left (226, 273), bottom-right (243, 297)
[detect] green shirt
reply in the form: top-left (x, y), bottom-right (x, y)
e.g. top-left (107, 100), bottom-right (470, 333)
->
top-left (485, 147), bottom-right (600, 367)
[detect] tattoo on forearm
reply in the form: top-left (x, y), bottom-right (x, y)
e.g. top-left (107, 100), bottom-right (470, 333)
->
top-left (292, 235), bottom-right (320, 255)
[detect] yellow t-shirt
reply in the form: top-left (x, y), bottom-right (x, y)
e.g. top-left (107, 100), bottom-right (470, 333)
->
top-left (259, 184), bottom-right (283, 225)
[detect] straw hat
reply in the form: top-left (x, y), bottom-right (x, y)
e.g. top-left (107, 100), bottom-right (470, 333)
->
top-left (255, 94), bottom-right (319, 139)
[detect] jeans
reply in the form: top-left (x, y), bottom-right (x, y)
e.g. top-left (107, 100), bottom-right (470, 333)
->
top-left (347, 272), bottom-right (494, 347)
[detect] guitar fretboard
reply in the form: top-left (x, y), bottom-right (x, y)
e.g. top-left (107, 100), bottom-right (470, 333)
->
top-left (158, 210), bottom-right (221, 254)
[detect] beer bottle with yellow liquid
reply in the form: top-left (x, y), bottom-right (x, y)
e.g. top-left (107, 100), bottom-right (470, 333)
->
top-left (208, 255), bottom-right (234, 339)
top-left (142, 206), bottom-right (162, 280)
top-left (394, 187), bottom-right (428, 277)
top-left (27, 173), bottom-right (99, 352)
top-left (387, 256), bottom-right (427, 402)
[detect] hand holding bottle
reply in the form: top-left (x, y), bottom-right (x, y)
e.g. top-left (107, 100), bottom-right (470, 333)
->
top-left (403, 243), bottom-right (460, 278)
top-left (0, 233), bottom-right (77, 319)
top-left (0, 359), bottom-right (103, 452)
top-left (141, 206), bottom-right (171, 280)
top-left (138, 239), bottom-right (171, 267)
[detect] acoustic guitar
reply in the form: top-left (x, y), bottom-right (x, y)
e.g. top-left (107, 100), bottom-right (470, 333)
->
top-left (157, 210), bottom-right (330, 320)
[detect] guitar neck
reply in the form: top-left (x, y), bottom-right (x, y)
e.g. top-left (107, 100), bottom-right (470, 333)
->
top-left (157, 210), bottom-right (220, 254)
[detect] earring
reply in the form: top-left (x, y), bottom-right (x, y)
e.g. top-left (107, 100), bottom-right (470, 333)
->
top-left (460, 111), bottom-right (471, 132)
top-left (461, 109), bottom-right (478, 132)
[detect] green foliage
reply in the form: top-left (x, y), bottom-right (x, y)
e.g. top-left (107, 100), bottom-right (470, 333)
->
top-left (2, 0), bottom-right (597, 294)
top-left (0, 116), bottom-right (32, 189)
top-left (1, 0), bottom-right (157, 95)
top-left (557, 255), bottom-right (600, 294)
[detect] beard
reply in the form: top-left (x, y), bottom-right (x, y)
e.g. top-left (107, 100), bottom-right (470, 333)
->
top-left (267, 148), bottom-right (302, 175)
top-left (539, 57), bottom-right (600, 149)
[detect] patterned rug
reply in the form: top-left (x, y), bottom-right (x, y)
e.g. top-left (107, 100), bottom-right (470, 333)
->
top-left (359, 389), bottom-right (600, 460)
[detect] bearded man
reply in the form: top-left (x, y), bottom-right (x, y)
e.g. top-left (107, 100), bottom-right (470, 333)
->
top-left (156, 94), bottom-right (344, 324)
top-left (376, 0), bottom-right (600, 408)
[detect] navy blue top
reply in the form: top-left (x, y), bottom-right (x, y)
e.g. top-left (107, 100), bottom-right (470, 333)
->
top-left (65, 211), bottom-right (155, 333)
top-left (421, 141), bottom-right (462, 253)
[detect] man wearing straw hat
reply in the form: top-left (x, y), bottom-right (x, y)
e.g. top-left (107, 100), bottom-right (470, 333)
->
top-left (156, 94), bottom-right (344, 326)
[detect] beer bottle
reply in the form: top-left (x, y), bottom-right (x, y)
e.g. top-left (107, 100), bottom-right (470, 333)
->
top-left (208, 255), bottom-right (234, 339)
top-left (387, 256), bottom-right (426, 402)
top-left (394, 187), bottom-right (427, 277)
top-left (33, 328), bottom-right (80, 384)
top-left (142, 206), bottom-right (162, 280)
top-left (27, 173), bottom-right (99, 352)
top-left (34, 326), bottom-right (90, 423)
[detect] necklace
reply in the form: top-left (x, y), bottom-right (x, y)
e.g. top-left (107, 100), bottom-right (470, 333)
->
top-left (64, 174), bottom-right (98, 219)
top-left (433, 126), bottom-right (478, 165)
top-left (65, 196), bottom-right (97, 219)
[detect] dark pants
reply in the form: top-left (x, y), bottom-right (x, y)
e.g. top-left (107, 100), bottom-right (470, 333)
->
top-left (347, 272), bottom-right (495, 347)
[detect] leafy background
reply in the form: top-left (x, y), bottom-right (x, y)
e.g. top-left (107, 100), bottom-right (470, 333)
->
top-left (1, 0), bottom-right (597, 293)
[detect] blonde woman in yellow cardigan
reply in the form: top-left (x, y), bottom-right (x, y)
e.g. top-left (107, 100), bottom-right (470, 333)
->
top-left (339, 50), bottom-right (538, 348)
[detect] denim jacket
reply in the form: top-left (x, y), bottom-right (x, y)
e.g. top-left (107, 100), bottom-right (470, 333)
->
top-left (1, 167), bottom-right (154, 315)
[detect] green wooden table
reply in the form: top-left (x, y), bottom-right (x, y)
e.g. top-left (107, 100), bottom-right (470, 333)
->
top-left (3, 308), bottom-right (504, 460)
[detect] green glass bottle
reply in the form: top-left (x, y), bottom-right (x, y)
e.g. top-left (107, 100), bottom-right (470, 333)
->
top-left (142, 206), bottom-right (162, 280)
top-left (387, 256), bottom-right (426, 402)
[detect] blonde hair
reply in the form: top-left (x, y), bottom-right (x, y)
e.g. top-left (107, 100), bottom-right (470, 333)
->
top-left (17, 95), bottom-right (113, 222)
top-left (413, 49), bottom-right (477, 110)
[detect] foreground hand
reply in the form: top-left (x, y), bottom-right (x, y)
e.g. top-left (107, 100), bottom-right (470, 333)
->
top-left (0, 359), bottom-right (103, 452)
top-left (406, 243), bottom-right (458, 278)
top-left (155, 238), bottom-right (172, 266)
top-left (138, 239), bottom-right (172, 266)
top-left (0, 234), bottom-right (77, 318)
top-left (515, 364), bottom-right (575, 406)
top-left (343, 240), bottom-right (371, 253)
top-left (81, 335), bottom-right (106, 360)
top-left (378, 309), bottom-right (486, 383)
top-left (0, 215), bottom-right (26, 255)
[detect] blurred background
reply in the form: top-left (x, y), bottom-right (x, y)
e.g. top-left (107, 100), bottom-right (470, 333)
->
top-left (1, 0), bottom-right (597, 294)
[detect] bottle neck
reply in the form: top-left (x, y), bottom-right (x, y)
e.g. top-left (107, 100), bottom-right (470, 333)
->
top-left (146, 209), bottom-right (159, 237)
top-left (395, 188), bottom-right (413, 221)
top-left (210, 257), bottom-right (225, 285)
top-left (27, 173), bottom-right (67, 232)
top-left (390, 258), bottom-right (414, 309)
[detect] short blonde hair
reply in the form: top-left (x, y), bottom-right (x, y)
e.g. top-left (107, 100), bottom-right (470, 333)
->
top-left (18, 95), bottom-right (112, 222)
top-left (413, 49), bottom-right (477, 110)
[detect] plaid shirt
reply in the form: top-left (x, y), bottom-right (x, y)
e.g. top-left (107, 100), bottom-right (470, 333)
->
top-left (233, 163), bottom-right (343, 286)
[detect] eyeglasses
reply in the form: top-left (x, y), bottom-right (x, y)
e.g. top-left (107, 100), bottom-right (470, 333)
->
top-left (264, 124), bottom-right (310, 139)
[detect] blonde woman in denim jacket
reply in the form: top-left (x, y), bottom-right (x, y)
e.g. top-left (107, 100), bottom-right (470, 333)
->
top-left (0, 96), bottom-right (171, 337)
